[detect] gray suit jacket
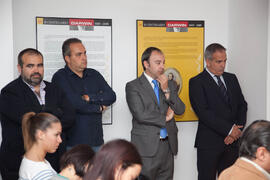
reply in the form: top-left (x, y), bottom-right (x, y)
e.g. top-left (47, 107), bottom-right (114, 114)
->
top-left (126, 74), bottom-right (185, 157)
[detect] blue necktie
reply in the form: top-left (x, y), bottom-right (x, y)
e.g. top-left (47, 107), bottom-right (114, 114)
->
top-left (152, 80), bottom-right (167, 138)
top-left (152, 80), bottom-right (160, 104)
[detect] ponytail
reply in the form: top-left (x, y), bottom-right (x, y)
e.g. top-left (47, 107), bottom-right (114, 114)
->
top-left (22, 112), bottom-right (36, 151)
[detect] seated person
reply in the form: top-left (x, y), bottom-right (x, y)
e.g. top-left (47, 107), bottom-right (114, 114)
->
top-left (83, 139), bottom-right (142, 180)
top-left (50, 144), bottom-right (95, 180)
top-left (19, 112), bottom-right (62, 180)
top-left (219, 120), bottom-right (270, 180)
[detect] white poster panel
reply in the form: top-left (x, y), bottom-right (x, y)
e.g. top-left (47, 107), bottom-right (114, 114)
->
top-left (36, 17), bottom-right (113, 124)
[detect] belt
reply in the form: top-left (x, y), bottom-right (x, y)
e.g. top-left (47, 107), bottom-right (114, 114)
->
top-left (160, 136), bottom-right (168, 141)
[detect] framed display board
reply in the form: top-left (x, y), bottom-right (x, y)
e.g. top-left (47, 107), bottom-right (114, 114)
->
top-left (137, 20), bottom-right (204, 122)
top-left (36, 17), bottom-right (113, 124)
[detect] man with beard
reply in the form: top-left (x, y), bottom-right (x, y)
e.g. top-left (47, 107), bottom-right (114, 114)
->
top-left (0, 48), bottom-right (75, 180)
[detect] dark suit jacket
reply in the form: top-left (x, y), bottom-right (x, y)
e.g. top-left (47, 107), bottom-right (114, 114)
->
top-left (126, 74), bottom-right (185, 157)
top-left (0, 76), bottom-right (75, 178)
top-left (189, 69), bottom-right (247, 149)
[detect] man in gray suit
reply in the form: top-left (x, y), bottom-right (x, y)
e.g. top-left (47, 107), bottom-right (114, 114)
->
top-left (126, 47), bottom-right (185, 180)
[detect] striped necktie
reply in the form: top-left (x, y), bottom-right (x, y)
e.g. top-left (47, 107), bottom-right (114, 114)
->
top-left (215, 75), bottom-right (229, 103)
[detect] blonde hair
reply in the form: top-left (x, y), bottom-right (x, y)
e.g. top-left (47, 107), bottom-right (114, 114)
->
top-left (22, 112), bottom-right (60, 151)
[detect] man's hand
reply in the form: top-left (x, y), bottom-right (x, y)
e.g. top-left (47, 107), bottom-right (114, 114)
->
top-left (157, 74), bottom-right (168, 91)
top-left (229, 125), bottom-right (243, 140)
top-left (166, 107), bottom-right (174, 122)
top-left (224, 135), bottom-right (234, 145)
top-left (157, 74), bottom-right (170, 99)
top-left (100, 105), bottom-right (108, 112)
top-left (236, 125), bottom-right (244, 129)
top-left (102, 105), bottom-right (107, 111)
top-left (82, 95), bottom-right (90, 102)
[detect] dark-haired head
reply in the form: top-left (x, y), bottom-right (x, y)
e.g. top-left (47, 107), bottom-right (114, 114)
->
top-left (60, 144), bottom-right (95, 177)
top-left (84, 139), bottom-right (142, 180)
top-left (18, 48), bottom-right (43, 68)
top-left (62, 38), bottom-right (82, 61)
top-left (239, 120), bottom-right (270, 159)
top-left (141, 47), bottom-right (163, 71)
top-left (17, 48), bottom-right (44, 87)
top-left (168, 73), bottom-right (174, 80)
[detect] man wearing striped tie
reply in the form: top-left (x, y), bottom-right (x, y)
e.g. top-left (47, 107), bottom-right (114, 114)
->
top-left (189, 43), bottom-right (248, 180)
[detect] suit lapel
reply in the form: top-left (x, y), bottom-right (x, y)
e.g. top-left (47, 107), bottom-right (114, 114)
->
top-left (223, 73), bottom-right (234, 108)
top-left (139, 74), bottom-right (160, 107)
top-left (44, 81), bottom-right (49, 105)
top-left (202, 70), bottom-right (230, 105)
top-left (18, 77), bottom-right (42, 108)
top-left (202, 70), bottom-right (221, 95)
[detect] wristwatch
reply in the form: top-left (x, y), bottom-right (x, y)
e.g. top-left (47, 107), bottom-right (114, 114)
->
top-left (163, 88), bottom-right (170, 94)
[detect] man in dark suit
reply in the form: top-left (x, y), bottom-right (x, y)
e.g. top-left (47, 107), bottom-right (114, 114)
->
top-left (0, 48), bottom-right (75, 180)
top-left (126, 47), bottom-right (185, 180)
top-left (189, 43), bottom-right (247, 180)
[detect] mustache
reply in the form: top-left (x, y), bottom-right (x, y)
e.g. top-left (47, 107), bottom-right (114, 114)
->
top-left (30, 72), bottom-right (41, 77)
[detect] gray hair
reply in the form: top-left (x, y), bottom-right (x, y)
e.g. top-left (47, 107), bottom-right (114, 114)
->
top-left (204, 43), bottom-right (226, 61)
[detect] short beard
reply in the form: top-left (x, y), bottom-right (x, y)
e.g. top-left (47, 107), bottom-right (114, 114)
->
top-left (21, 73), bottom-right (43, 87)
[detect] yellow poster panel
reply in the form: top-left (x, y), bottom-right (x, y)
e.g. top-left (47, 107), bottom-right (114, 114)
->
top-left (137, 20), bottom-right (204, 122)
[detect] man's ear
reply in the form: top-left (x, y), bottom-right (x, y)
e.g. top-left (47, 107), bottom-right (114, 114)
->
top-left (256, 147), bottom-right (267, 161)
top-left (65, 56), bottom-right (70, 65)
top-left (143, 60), bottom-right (149, 69)
top-left (17, 64), bottom-right (22, 74)
top-left (205, 59), bottom-right (210, 67)
top-left (66, 164), bottom-right (76, 175)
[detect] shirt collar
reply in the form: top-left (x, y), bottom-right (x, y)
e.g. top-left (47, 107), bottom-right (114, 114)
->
top-left (205, 67), bottom-right (217, 78)
top-left (144, 72), bottom-right (154, 84)
top-left (241, 157), bottom-right (270, 179)
top-left (64, 65), bottom-right (74, 76)
top-left (205, 67), bottom-right (225, 79)
top-left (22, 78), bottom-right (46, 90)
top-left (64, 65), bottom-right (89, 78)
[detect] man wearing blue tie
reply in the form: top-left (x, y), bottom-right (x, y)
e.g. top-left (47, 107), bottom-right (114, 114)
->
top-left (126, 47), bottom-right (185, 180)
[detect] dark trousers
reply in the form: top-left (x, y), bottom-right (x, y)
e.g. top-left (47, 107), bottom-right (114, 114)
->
top-left (197, 146), bottom-right (238, 180)
top-left (141, 139), bottom-right (174, 180)
top-left (0, 164), bottom-right (19, 180)
top-left (0, 145), bottom-right (22, 180)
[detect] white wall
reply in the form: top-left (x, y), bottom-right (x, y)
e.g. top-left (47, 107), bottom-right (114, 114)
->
top-left (0, 1), bottom-right (14, 179)
top-left (0, 0), bottom-right (14, 89)
top-left (1, 0), bottom-right (268, 179)
top-left (228, 0), bottom-right (268, 126)
top-left (268, 1), bottom-right (270, 120)
top-left (0, 0), bottom-right (14, 149)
